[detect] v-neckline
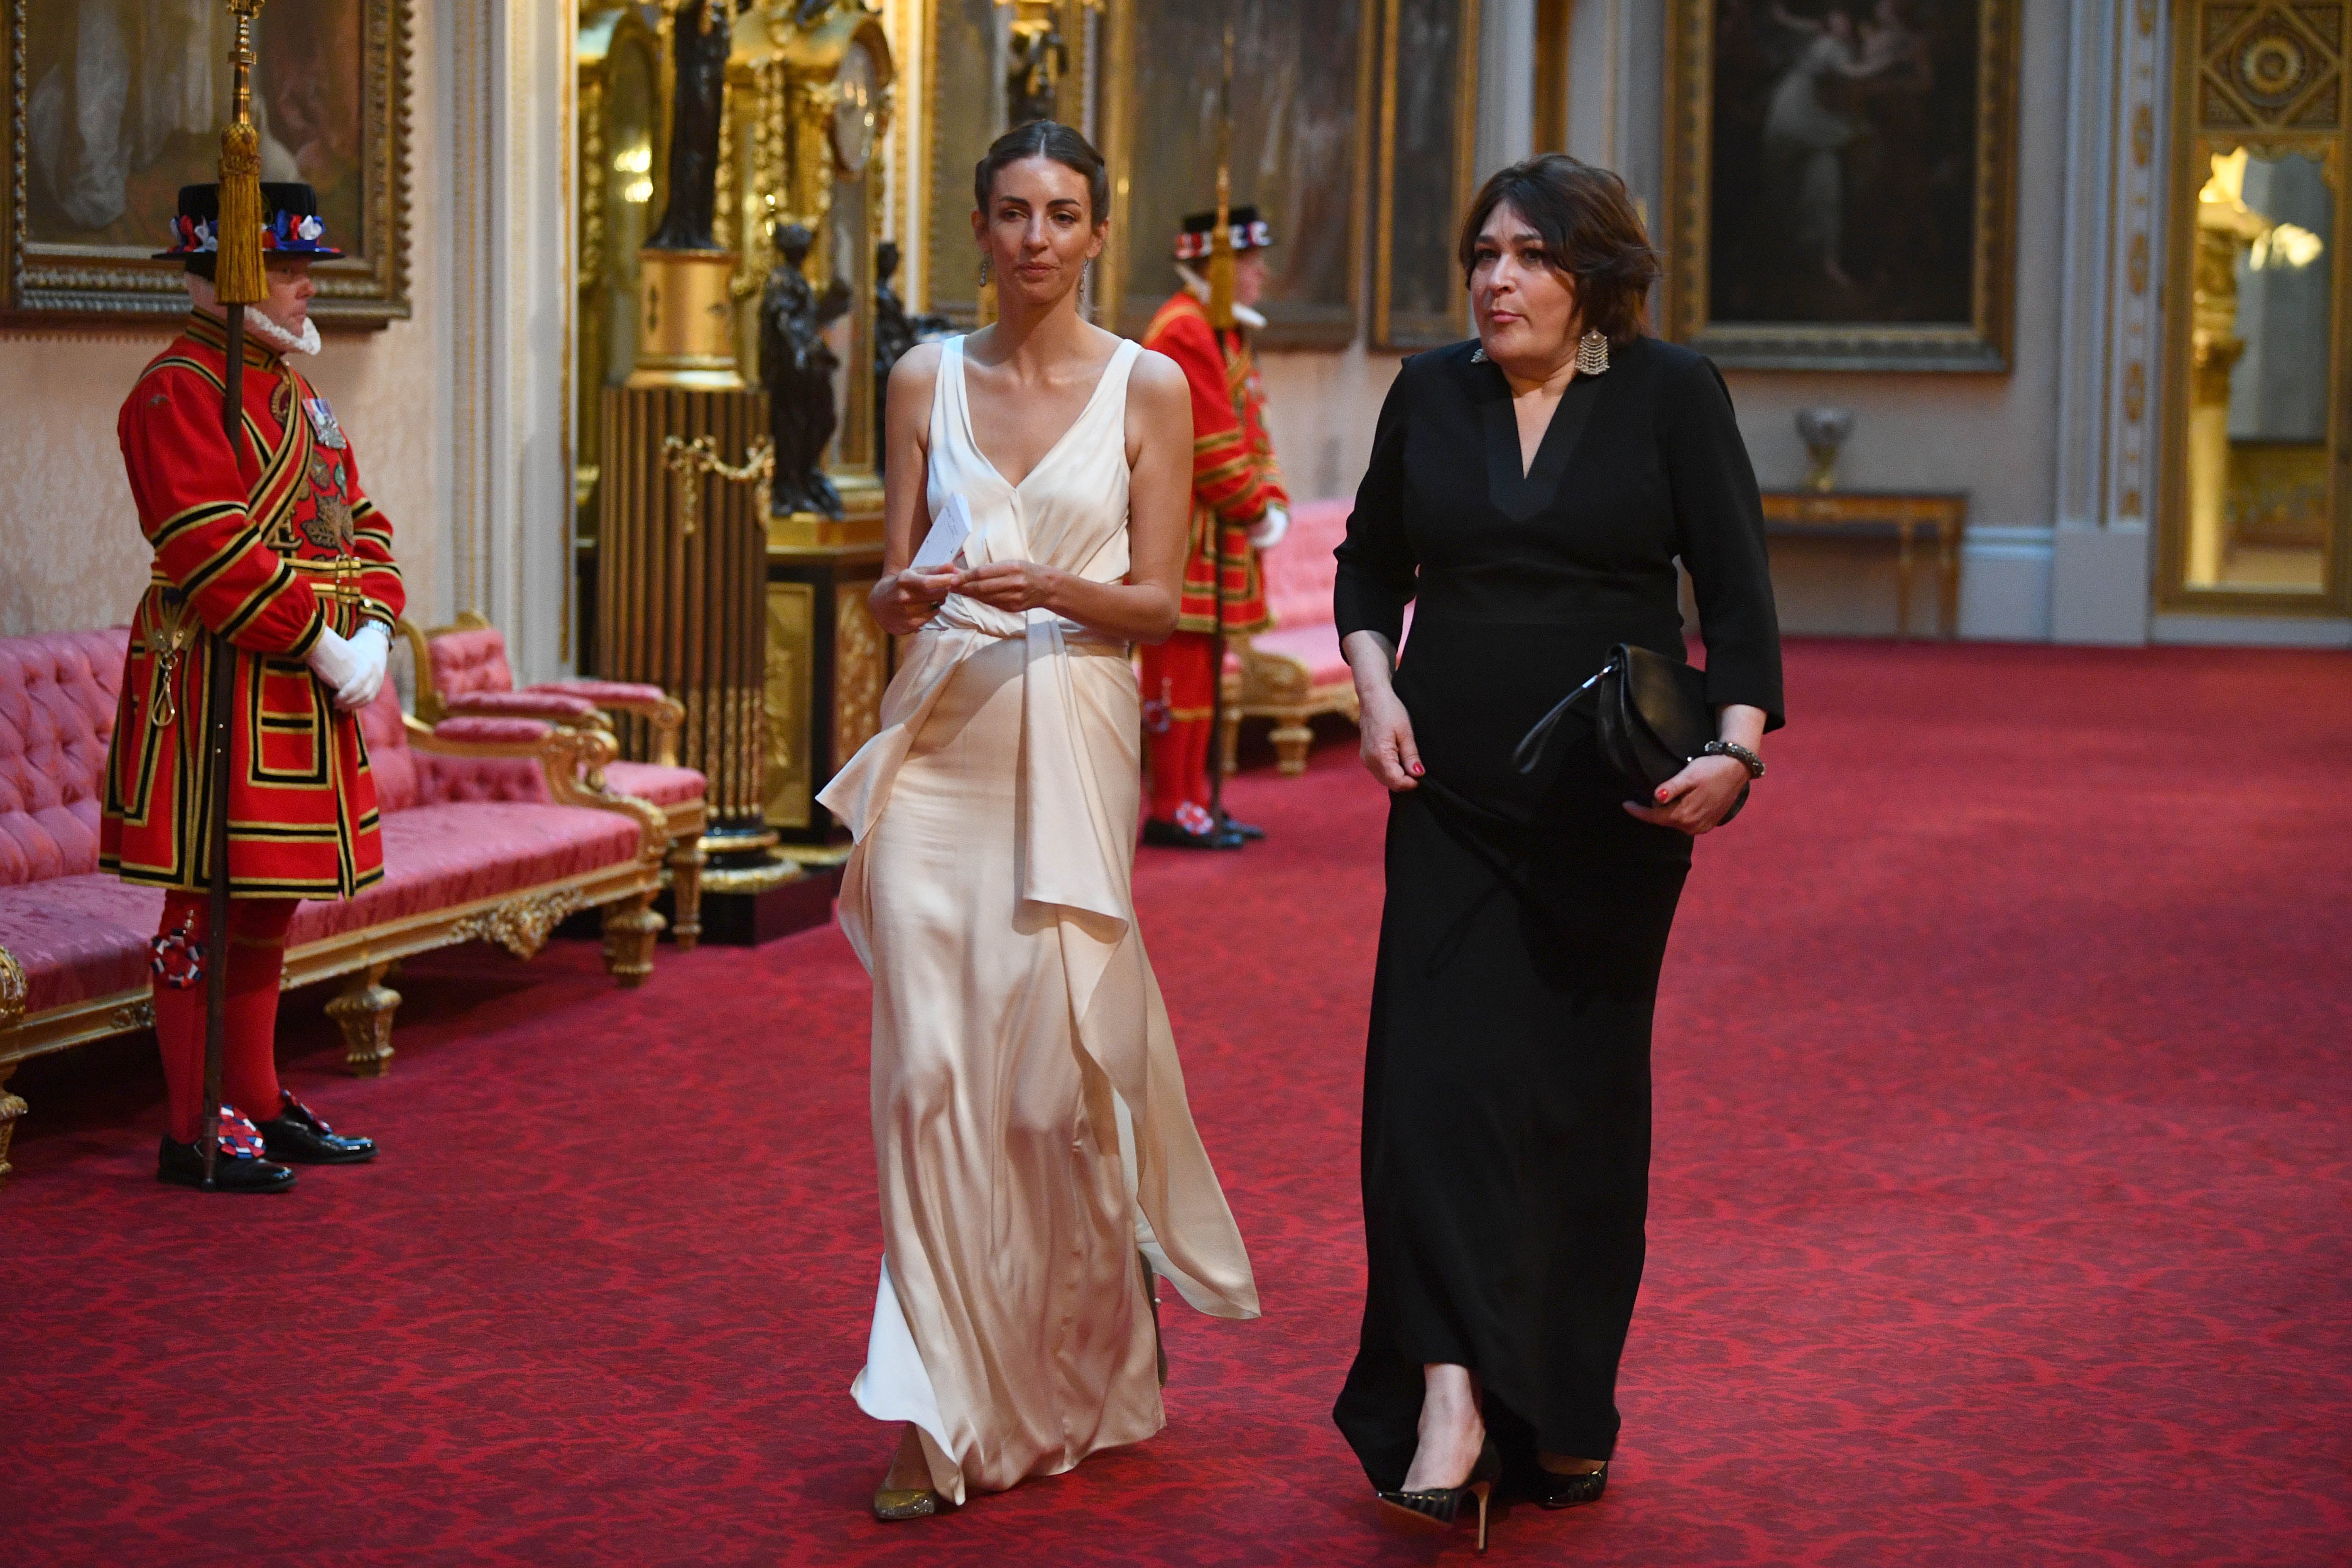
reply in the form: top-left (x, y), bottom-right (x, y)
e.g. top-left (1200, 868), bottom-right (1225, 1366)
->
top-left (1479, 359), bottom-right (1603, 523)
top-left (955, 337), bottom-right (1128, 492)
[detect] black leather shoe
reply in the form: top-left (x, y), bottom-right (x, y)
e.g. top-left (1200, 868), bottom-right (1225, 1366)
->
top-left (157, 1135), bottom-right (297, 1192)
top-left (1216, 813), bottom-right (1266, 841)
top-left (1534, 1461), bottom-right (1607, 1509)
top-left (258, 1094), bottom-right (378, 1165)
top-left (1377, 1438), bottom-right (1502, 1552)
top-left (1141, 816), bottom-right (1245, 850)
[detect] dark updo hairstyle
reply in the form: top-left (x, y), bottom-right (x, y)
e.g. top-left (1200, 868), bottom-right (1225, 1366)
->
top-left (1456, 154), bottom-right (1661, 343)
top-left (974, 119), bottom-right (1111, 226)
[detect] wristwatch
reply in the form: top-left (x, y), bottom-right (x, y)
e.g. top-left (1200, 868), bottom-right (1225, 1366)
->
top-left (1703, 740), bottom-right (1766, 779)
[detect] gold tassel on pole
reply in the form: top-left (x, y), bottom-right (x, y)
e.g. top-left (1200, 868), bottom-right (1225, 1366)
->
top-left (1207, 24), bottom-right (1236, 332)
top-left (197, 0), bottom-right (267, 1189)
top-left (214, 1), bottom-right (270, 306)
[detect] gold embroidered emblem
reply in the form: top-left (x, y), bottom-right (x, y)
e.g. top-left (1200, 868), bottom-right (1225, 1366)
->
top-left (271, 380), bottom-right (295, 427)
top-left (302, 451), bottom-right (356, 550)
top-left (306, 497), bottom-right (355, 550)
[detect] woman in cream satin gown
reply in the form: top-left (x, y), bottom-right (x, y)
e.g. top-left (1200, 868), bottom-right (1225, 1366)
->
top-left (816, 122), bottom-right (1258, 1517)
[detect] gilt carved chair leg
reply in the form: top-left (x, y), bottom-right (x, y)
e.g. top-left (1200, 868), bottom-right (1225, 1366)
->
top-left (0, 1064), bottom-right (27, 1190)
top-left (667, 837), bottom-right (706, 953)
top-left (327, 962), bottom-right (403, 1078)
top-left (1271, 718), bottom-right (1314, 777)
top-left (1219, 711), bottom-right (1242, 778)
top-left (602, 893), bottom-right (665, 988)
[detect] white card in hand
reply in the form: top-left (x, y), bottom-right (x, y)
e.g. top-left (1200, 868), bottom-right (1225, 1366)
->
top-left (910, 493), bottom-right (974, 572)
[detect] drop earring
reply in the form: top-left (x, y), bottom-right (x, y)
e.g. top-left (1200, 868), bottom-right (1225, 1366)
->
top-left (1576, 329), bottom-right (1610, 376)
top-left (978, 253), bottom-right (993, 286)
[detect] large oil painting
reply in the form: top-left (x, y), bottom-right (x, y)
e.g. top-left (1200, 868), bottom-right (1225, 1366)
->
top-left (922, 0), bottom-right (1097, 324)
top-left (5, 0), bottom-right (410, 324)
top-left (1373, 0), bottom-right (1478, 348)
top-left (1664, 0), bottom-right (2019, 370)
top-left (1105, 0), bottom-right (1375, 348)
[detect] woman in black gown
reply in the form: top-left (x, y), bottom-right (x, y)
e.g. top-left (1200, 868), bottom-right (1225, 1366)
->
top-left (1332, 155), bottom-right (1783, 1545)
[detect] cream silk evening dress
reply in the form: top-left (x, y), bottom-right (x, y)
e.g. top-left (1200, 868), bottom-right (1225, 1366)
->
top-left (817, 336), bottom-right (1260, 1504)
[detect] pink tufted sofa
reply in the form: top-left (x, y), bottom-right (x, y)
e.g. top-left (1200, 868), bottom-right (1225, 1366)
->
top-left (0, 626), bottom-right (687, 1187)
top-left (403, 615), bottom-right (708, 948)
top-left (1224, 498), bottom-right (1402, 775)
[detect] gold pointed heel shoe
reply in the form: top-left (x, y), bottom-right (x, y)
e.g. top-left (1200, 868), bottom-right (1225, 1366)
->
top-left (1142, 1249), bottom-right (1169, 1387)
top-left (871, 1486), bottom-right (939, 1522)
top-left (1376, 1437), bottom-right (1502, 1553)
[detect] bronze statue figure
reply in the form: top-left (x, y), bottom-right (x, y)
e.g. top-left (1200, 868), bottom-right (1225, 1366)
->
top-left (874, 240), bottom-right (950, 478)
top-left (647, 0), bottom-right (736, 251)
top-left (1006, 15), bottom-right (1067, 126)
top-left (760, 222), bottom-right (854, 519)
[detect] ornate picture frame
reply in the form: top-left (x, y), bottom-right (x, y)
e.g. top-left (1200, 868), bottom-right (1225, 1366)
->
top-left (1100, 0), bottom-right (1377, 350)
top-left (1372, 0), bottom-right (1479, 350)
top-left (920, 0), bottom-right (1094, 326)
top-left (2154, 0), bottom-right (2351, 618)
top-left (3, 0), bottom-right (412, 327)
top-left (1662, 0), bottom-right (2020, 372)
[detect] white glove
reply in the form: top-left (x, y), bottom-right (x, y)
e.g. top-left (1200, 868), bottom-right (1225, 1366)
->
top-left (335, 623), bottom-right (390, 712)
top-left (307, 623), bottom-right (363, 692)
top-left (1248, 503), bottom-right (1289, 551)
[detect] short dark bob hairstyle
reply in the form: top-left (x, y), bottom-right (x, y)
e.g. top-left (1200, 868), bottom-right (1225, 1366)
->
top-left (1457, 154), bottom-right (1661, 344)
top-left (975, 119), bottom-right (1110, 226)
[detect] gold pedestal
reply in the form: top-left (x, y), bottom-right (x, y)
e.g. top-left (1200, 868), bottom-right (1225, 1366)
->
top-left (626, 249), bottom-right (746, 392)
top-left (764, 477), bottom-right (890, 842)
top-left (596, 384), bottom-right (773, 832)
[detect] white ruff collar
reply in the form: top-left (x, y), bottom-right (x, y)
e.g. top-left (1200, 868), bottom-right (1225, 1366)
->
top-left (184, 278), bottom-right (323, 357)
top-left (1175, 267), bottom-right (1267, 331)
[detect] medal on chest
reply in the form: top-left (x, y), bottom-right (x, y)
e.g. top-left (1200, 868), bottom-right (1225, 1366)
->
top-left (303, 395), bottom-right (348, 451)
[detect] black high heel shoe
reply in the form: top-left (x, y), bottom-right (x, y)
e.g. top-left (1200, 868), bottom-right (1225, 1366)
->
top-left (1377, 1437), bottom-right (1502, 1553)
top-left (1534, 1460), bottom-right (1607, 1509)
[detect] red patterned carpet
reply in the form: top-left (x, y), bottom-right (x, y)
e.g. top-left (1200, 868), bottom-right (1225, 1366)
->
top-left (5, 639), bottom-right (2349, 1567)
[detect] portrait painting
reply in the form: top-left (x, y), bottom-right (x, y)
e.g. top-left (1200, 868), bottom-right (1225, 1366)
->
top-left (923, 0), bottom-right (1099, 324)
top-left (1105, 0), bottom-right (1375, 347)
top-left (5, 0), bottom-right (410, 324)
top-left (1664, 0), bottom-right (2020, 370)
top-left (922, 0), bottom-right (1018, 324)
top-left (1373, 0), bottom-right (1478, 348)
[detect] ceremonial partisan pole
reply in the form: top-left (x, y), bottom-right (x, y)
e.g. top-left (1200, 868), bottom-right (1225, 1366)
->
top-left (201, 0), bottom-right (271, 1189)
top-left (1205, 22), bottom-right (1237, 835)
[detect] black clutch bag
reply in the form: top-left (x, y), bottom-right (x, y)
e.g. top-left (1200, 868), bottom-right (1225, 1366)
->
top-left (1513, 643), bottom-right (1747, 824)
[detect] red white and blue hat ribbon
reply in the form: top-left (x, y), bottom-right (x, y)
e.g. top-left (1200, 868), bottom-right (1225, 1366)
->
top-left (1175, 217), bottom-right (1274, 262)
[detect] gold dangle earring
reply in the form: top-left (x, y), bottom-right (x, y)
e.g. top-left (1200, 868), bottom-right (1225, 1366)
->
top-left (1576, 329), bottom-right (1610, 376)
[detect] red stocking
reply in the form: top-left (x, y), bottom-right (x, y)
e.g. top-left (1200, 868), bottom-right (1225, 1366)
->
top-left (1140, 632), bottom-right (1217, 822)
top-left (153, 892), bottom-right (298, 1143)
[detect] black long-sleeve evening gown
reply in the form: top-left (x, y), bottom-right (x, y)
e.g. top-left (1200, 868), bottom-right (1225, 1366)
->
top-left (1331, 334), bottom-right (1784, 1492)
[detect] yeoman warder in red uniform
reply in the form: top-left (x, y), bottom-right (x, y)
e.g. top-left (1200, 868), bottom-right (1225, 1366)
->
top-left (1136, 206), bottom-right (1290, 849)
top-left (103, 182), bottom-right (395, 1192)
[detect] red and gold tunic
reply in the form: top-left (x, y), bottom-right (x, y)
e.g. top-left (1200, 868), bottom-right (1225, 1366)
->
top-left (100, 310), bottom-right (403, 898)
top-left (1141, 290), bottom-right (1290, 635)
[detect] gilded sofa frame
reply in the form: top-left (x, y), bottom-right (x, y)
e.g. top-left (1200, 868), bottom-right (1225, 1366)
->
top-left (400, 613), bottom-right (704, 948)
top-left (1220, 636), bottom-right (1361, 779)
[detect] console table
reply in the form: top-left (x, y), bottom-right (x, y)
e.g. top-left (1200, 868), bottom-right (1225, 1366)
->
top-left (1759, 491), bottom-right (1968, 640)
